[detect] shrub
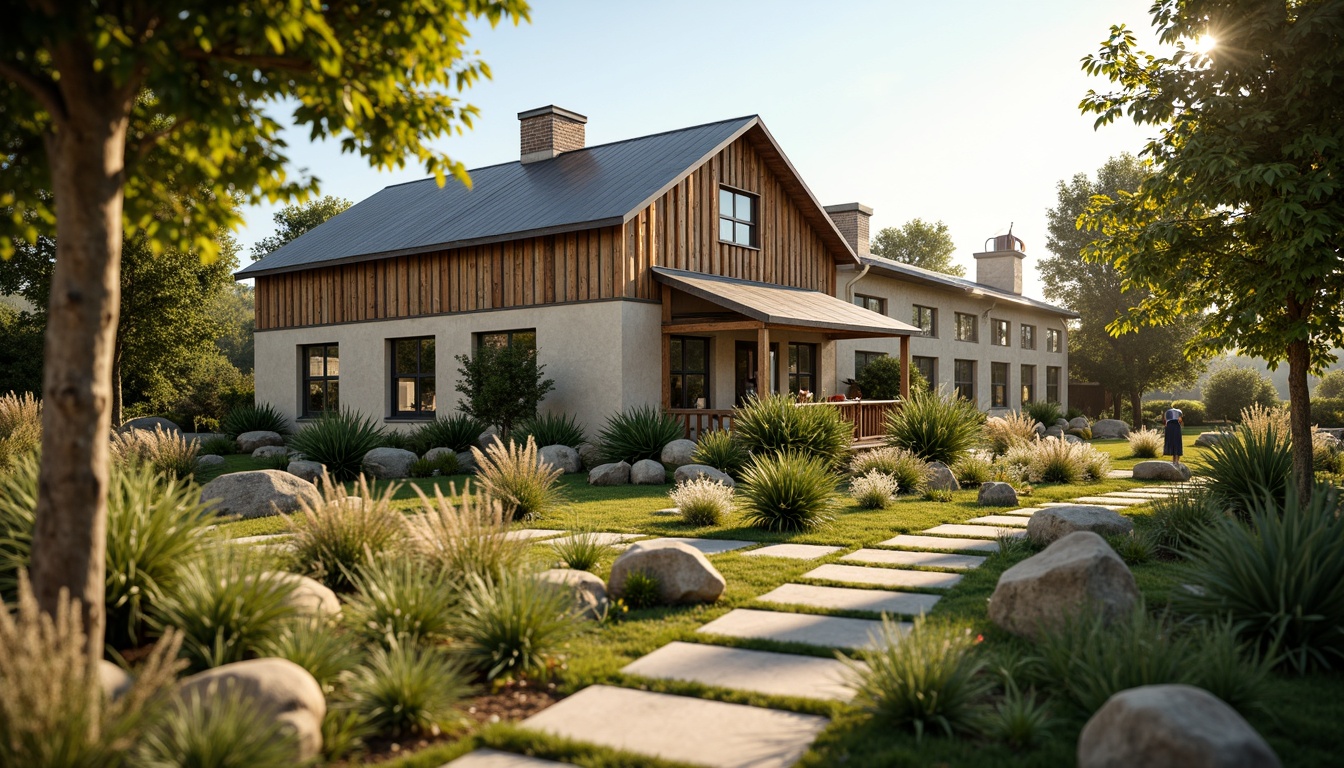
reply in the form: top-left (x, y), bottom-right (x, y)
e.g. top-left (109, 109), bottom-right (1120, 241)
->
top-left (472, 437), bottom-right (564, 521)
top-left (853, 355), bottom-right (928, 400)
top-left (737, 450), bottom-right (840, 532)
top-left (455, 341), bottom-right (556, 439)
top-left (1079, 443), bottom-right (1111, 480)
top-left (1203, 366), bottom-right (1278, 422)
top-left (110, 426), bottom-right (200, 479)
top-left (409, 413), bottom-right (486, 455)
top-left (1149, 488), bottom-right (1222, 554)
top-left (1025, 400), bottom-right (1063, 426)
top-left (1105, 531), bottom-right (1154, 565)
top-left (621, 570), bottom-right (662, 609)
top-left (134, 681), bottom-right (299, 768)
top-left (1171, 399), bottom-right (1206, 426)
top-left (692, 429), bottom-right (748, 478)
top-left (198, 435), bottom-right (236, 456)
top-left (846, 616), bottom-right (991, 741)
top-left (1174, 483), bottom-right (1344, 674)
top-left (1064, 406), bottom-right (1085, 421)
top-left (981, 683), bottom-right (1053, 751)
top-left (409, 452), bottom-right (458, 478)
top-left (0, 391), bottom-right (41, 471)
top-left (343, 555), bottom-right (461, 648)
top-left (1199, 423), bottom-right (1292, 519)
top-left (379, 430), bottom-right (412, 451)
top-left (515, 411), bottom-right (586, 449)
top-left (457, 572), bottom-right (580, 680)
top-left (348, 640), bottom-right (473, 737)
top-left (1066, 426), bottom-right (1093, 440)
top-left (1315, 370), bottom-right (1344, 400)
top-left (406, 484), bottom-right (529, 583)
top-left (951, 454), bottom-right (992, 487)
top-left (884, 388), bottom-right (982, 465)
top-left (850, 446), bottom-right (930, 494)
top-left (669, 477), bottom-right (734, 526)
top-left (732, 394), bottom-right (853, 471)
top-left (549, 530), bottom-right (616, 572)
top-left (1026, 438), bottom-right (1086, 484)
top-left (220, 402), bottom-right (292, 439)
top-left (850, 470), bottom-right (899, 510)
top-left (983, 411), bottom-right (1036, 455)
top-left (1127, 428), bottom-right (1163, 458)
top-left (259, 619), bottom-right (364, 693)
top-left (287, 476), bottom-right (409, 592)
top-left (288, 409), bottom-right (386, 481)
top-left (597, 404), bottom-right (683, 464)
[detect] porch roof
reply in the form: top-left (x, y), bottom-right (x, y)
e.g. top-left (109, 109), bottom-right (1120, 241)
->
top-left (652, 267), bottom-right (921, 339)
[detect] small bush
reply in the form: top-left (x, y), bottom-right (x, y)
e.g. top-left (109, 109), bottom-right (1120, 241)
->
top-left (289, 409), bottom-right (386, 481)
top-left (1171, 399), bottom-right (1206, 426)
top-left (1066, 426), bottom-right (1093, 440)
top-left (923, 488), bottom-right (953, 503)
top-left (1199, 423), bottom-right (1292, 518)
top-left (221, 402), bottom-right (292, 439)
top-left (409, 413), bottom-right (486, 455)
top-left (110, 426), bottom-right (200, 479)
top-left (379, 430), bottom-right (412, 451)
top-left (692, 429), bottom-right (748, 478)
top-left (853, 355), bottom-right (929, 400)
top-left (1149, 488), bottom-right (1222, 553)
top-left (669, 477), bottom-right (734, 526)
top-left (1203, 367), bottom-right (1278, 422)
top-left (198, 435), bottom-right (236, 456)
top-left (287, 476), bottom-right (408, 592)
top-left (884, 388), bottom-right (983, 465)
top-left (1026, 438), bottom-right (1086, 483)
top-left (732, 394), bottom-right (853, 471)
top-left (737, 450), bottom-right (840, 532)
top-left (1064, 406), bottom-right (1085, 421)
top-left (850, 470), bottom-right (899, 509)
top-left (259, 619), bottom-right (364, 693)
top-left (135, 681), bottom-right (299, 768)
top-left (1127, 428), bottom-right (1163, 458)
top-left (597, 405), bottom-right (685, 464)
top-left (457, 572), bottom-right (580, 680)
top-left (850, 446), bottom-right (930, 494)
top-left (515, 412), bottom-right (586, 449)
top-left (1024, 400), bottom-right (1063, 426)
top-left (1310, 396), bottom-right (1344, 428)
top-left (983, 412), bottom-right (1037, 455)
top-left (621, 570), bottom-right (662, 610)
top-left (0, 391), bottom-right (41, 471)
top-left (454, 341), bottom-right (556, 440)
top-left (348, 640), bottom-right (473, 737)
top-left (951, 454), bottom-right (992, 487)
top-left (472, 437), bottom-right (564, 521)
top-left (409, 452), bottom-right (458, 478)
top-left (982, 683), bottom-right (1053, 751)
top-left (406, 484), bottom-right (529, 583)
top-left (344, 555), bottom-right (461, 648)
top-left (550, 530), bottom-right (616, 572)
top-left (1106, 531), bottom-right (1154, 565)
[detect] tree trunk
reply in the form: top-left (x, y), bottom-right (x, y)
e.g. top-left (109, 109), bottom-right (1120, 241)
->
top-left (111, 344), bottom-right (123, 428)
top-left (1129, 390), bottom-right (1143, 429)
top-left (1287, 339), bottom-right (1314, 502)
top-left (1111, 392), bottom-right (1122, 421)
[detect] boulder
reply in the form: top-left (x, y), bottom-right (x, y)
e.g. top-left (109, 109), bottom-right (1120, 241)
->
top-left (588, 461), bottom-right (631, 486)
top-left (1092, 419), bottom-right (1131, 439)
top-left (423, 447), bottom-right (456, 465)
top-left (361, 447), bottom-right (418, 479)
top-left (1069, 417), bottom-right (1091, 431)
top-left (673, 463), bottom-right (735, 488)
top-left (176, 658), bottom-right (325, 762)
top-left (977, 481), bottom-right (1019, 507)
top-left (925, 461), bottom-right (960, 492)
top-left (265, 572), bottom-right (340, 619)
top-left (576, 442), bottom-right (603, 470)
top-left (200, 470), bottom-right (321, 519)
top-left (1027, 505), bottom-right (1135, 544)
top-left (1078, 684), bottom-right (1281, 768)
top-left (1132, 460), bottom-right (1192, 482)
top-left (538, 444), bottom-right (582, 474)
top-left (118, 416), bottom-right (181, 435)
top-left (988, 531), bottom-right (1139, 639)
top-left (1318, 427), bottom-right (1344, 441)
top-left (237, 430), bottom-right (285, 454)
top-left (1064, 434), bottom-right (1083, 444)
top-left (1045, 426), bottom-right (1066, 440)
top-left (197, 454), bottom-right (226, 469)
top-left (660, 439), bottom-right (698, 468)
top-left (252, 445), bottom-right (290, 459)
top-left (1054, 418), bottom-right (1070, 428)
top-left (608, 540), bottom-right (725, 605)
top-left (287, 460), bottom-right (325, 484)
top-left (630, 459), bottom-right (667, 485)
top-left (478, 426), bottom-right (502, 449)
top-left (1194, 431), bottom-right (1235, 448)
top-left (100, 660), bottom-right (133, 702)
top-left (1034, 423), bottom-right (1047, 437)
top-left (455, 450), bottom-right (477, 474)
top-left (535, 568), bottom-right (608, 619)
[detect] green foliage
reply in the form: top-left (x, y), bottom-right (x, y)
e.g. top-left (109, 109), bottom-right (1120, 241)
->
top-left (850, 469), bottom-right (899, 510)
top-left (455, 344), bottom-right (555, 439)
top-left (348, 641), bottom-right (474, 738)
top-left (869, 218), bottom-right (966, 277)
top-left (981, 684), bottom-right (1053, 751)
top-left (457, 572), bottom-right (580, 680)
top-left (220, 402), bottom-right (292, 440)
top-left (1172, 399), bottom-right (1206, 426)
top-left (286, 477), bottom-right (409, 592)
top-left (1175, 483), bottom-right (1344, 674)
top-left (379, 430), bottom-right (412, 451)
top-left (405, 486), bottom-right (529, 584)
top-left (0, 309), bottom-right (44, 399)
top-left (343, 556), bottom-right (460, 648)
top-left (1314, 370), bottom-right (1344, 400)
top-left (669, 477), bottom-right (734, 526)
top-left (409, 452), bottom-right (458, 478)
top-left (1127, 427), bottom-right (1163, 458)
top-left (472, 437), bottom-right (564, 522)
top-left (250, 196), bottom-right (353, 260)
top-left (1024, 401), bottom-right (1063, 426)
top-left (288, 409), bottom-right (386, 482)
top-left (1199, 424), bottom-right (1293, 519)
top-left (515, 412), bottom-right (586, 449)
top-left (853, 355), bottom-right (928, 400)
top-left (983, 412), bottom-right (1037, 456)
top-left (737, 450), bottom-right (839, 532)
top-left (1204, 367), bottom-right (1279, 423)
top-left (950, 454), bottom-right (992, 487)
top-left (409, 413), bottom-right (486, 455)
top-left (620, 570), bottom-right (662, 610)
top-left (923, 488), bottom-right (954, 503)
top-left (885, 388), bottom-right (984, 465)
top-left (596, 405), bottom-right (682, 464)
top-left (259, 619), bottom-right (364, 693)
top-left (691, 429), bottom-right (748, 479)
top-left (1309, 397), bottom-right (1344, 428)
top-left (134, 682), bottom-right (300, 768)
top-left (1004, 438), bottom-right (1110, 484)
top-left (0, 391), bottom-right (41, 471)
top-left (198, 435), bottom-right (235, 456)
top-left (1105, 531), bottom-right (1154, 566)
top-left (850, 447), bottom-right (930, 494)
top-left (731, 394), bottom-right (853, 471)
top-left (549, 530), bottom-right (616, 572)
top-left (1150, 489), bottom-right (1222, 554)
top-left (110, 426), bottom-right (200, 480)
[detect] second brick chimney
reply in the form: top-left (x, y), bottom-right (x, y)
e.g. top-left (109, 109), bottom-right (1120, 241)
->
top-left (519, 105), bottom-right (587, 163)
top-left (824, 203), bottom-right (873, 256)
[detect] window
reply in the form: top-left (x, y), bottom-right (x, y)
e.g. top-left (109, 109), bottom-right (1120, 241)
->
top-left (670, 336), bottom-right (711, 409)
top-left (1047, 366), bottom-right (1061, 403)
top-left (1021, 324), bottom-right (1037, 350)
top-left (991, 362), bottom-right (1009, 408)
top-left (1021, 364), bottom-right (1036, 404)
top-left (854, 350), bottom-right (885, 377)
top-left (1046, 328), bottom-right (1063, 353)
top-left (955, 312), bottom-right (978, 342)
top-left (913, 355), bottom-right (937, 388)
top-left (954, 359), bottom-right (976, 402)
top-left (788, 342), bottom-right (817, 395)
top-left (718, 187), bottom-right (757, 248)
top-left (391, 337), bottom-right (436, 418)
top-left (991, 319), bottom-right (1010, 346)
top-left (302, 343), bottom-right (340, 417)
top-left (477, 328), bottom-right (537, 351)
top-left (912, 305), bottom-right (937, 337)
top-left (854, 294), bottom-right (886, 315)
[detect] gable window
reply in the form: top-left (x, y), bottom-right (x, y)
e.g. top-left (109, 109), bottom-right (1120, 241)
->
top-left (478, 329), bottom-right (537, 351)
top-left (954, 359), bottom-right (976, 402)
top-left (913, 355), bottom-right (937, 388)
top-left (1046, 328), bottom-right (1063, 353)
top-left (955, 312), bottom-right (978, 342)
top-left (991, 362), bottom-right (1009, 408)
top-left (854, 294), bottom-right (886, 314)
top-left (854, 350), bottom-right (885, 377)
top-left (1021, 364), bottom-right (1036, 404)
top-left (719, 187), bottom-right (757, 248)
top-left (912, 305), bottom-right (937, 337)
top-left (670, 336), bottom-right (711, 409)
top-left (302, 343), bottom-right (340, 417)
top-left (991, 319), bottom-right (1010, 346)
top-left (1047, 366), bottom-right (1061, 402)
top-left (1021, 324), bottom-right (1037, 350)
top-left (788, 342), bottom-right (817, 396)
top-left (391, 337), bottom-right (436, 418)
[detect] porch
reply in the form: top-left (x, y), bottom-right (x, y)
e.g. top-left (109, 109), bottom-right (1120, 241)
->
top-left (668, 399), bottom-right (900, 444)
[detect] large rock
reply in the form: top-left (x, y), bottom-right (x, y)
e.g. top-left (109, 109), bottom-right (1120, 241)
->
top-left (1064, 434), bottom-right (1084, 444)
top-left (1069, 417), bottom-right (1091, 431)
top-left (1092, 419), bottom-right (1131, 439)
top-left (538, 444), bottom-right (582, 474)
top-left (660, 439), bottom-right (698, 468)
top-left (287, 460), bottom-right (325, 484)
top-left (925, 461), bottom-right (960, 492)
top-left (1132, 460), bottom-right (1192, 481)
top-left (118, 416), bottom-right (181, 435)
top-left (1078, 684), bottom-right (1281, 768)
top-left (1027, 505), bottom-right (1135, 544)
top-left (252, 445), bottom-right (290, 459)
top-left (423, 447), bottom-right (456, 465)
top-left (977, 481), bottom-right (1019, 507)
top-left (588, 461), bottom-right (631, 486)
top-left (237, 430), bottom-right (285, 454)
top-left (1194, 431), bottom-right (1235, 448)
top-left (266, 572), bottom-right (340, 619)
top-left (576, 442), bottom-right (603, 470)
top-left (673, 463), bottom-right (735, 488)
top-left (200, 470), bottom-right (321, 519)
top-left (1054, 418), bottom-right (1070, 428)
top-left (1045, 426), bottom-right (1066, 440)
top-left (176, 658), bottom-right (325, 762)
top-left (361, 447), bottom-right (418, 479)
top-left (1033, 422), bottom-right (1047, 437)
top-left (455, 450), bottom-right (477, 474)
top-left (100, 660), bottom-right (133, 702)
top-left (536, 568), bottom-right (608, 620)
top-left (197, 454), bottom-right (226, 470)
top-left (631, 459), bottom-right (667, 485)
top-left (608, 540), bottom-right (725, 605)
top-left (988, 531), bottom-right (1139, 639)
top-left (478, 426), bottom-right (502, 449)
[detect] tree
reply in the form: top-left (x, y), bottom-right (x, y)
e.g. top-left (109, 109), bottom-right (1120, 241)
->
top-left (1203, 366), bottom-right (1279, 423)
top-left (1080, 0), bottom-right (1344, 499)
top-left (250, 196), bottom-right (353, 260)
top-left (1, 0), bottom-right (530, 660)
top-left (870, 218), bottom-right (966, 276)
top-left (1315, 370), bottom-right (1344, 400)
top-left (853, 355), bottom-right (928, 400)
top-left (1040, 155), bottom-right (1208, 425)
top-left (454, 344), bottom-right (555, 440)
top-left (0, 305), bottom-right (44, 396)
top-left (212, 283), bottom-right (256, 375)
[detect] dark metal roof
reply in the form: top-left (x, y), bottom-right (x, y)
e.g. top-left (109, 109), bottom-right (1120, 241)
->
top-left (858, 255), bottom-right (1079, 318)
top-left (239, 116), bottom-right (761, 278)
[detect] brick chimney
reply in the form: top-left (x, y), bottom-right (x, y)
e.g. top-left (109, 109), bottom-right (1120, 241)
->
top-left (824, 203), bottom-right (872, 256)
top-left (973, 231), bottom-right (1027, 295)
top-left (518, 105), bottom-right (587, 163)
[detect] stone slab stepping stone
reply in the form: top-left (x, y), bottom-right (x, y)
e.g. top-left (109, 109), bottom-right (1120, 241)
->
top-left (638, 537), bottom-right (756, 555)
top-left (230, 533), bottom-right (293, 546)
top-left (802, 563), bottom-right (962, 590)
top-left (697, 608), bottom-right (900, 651)
top-left (1003, 507), bottom-right (1043, 516)
top-left (501, 529), bottom-right (565, 541)
top-left (1041, 502), bottom-right (1125, 511)
top-left (1105, 469), bottom-right (1134, 478)
top-left (651, 507), bottom-right (681, 516)
top-left (741, 543), bottom-right (844, 560)
top-left (923, 524), bottom-right (1025, 539)
top-left (441, 749), bottom-right (570, 767)
top-left (1105, 491), bottom-right (1174, 499)
top-left (841, 548), bottom-right (986, 571)
top-left (546, 532), bottom-right (647, 548)
top-left (756, 583), bottom-right (941, 616)
top-left (966, 515), bottom-right (1030, 527)
top-left (1073, 496), bottom-right (1149, 506)
top-left (877, 534), bottom-right (999, 553)
top-left (521, 685), bottom-right (828, 768)
top-left (622, 641), bottom-right (858, 702)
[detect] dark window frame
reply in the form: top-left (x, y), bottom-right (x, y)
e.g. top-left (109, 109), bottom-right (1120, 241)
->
top-left (718, 185), bottom-right (759, 249)
top-left (1046, 366), bottom-right (1061, 403)
top-left (390, 336), bottom-right (436, 419)
top-left (912, 355), bottom-right (937, 388)
top-left (955, 312), bottom-right (978, 343)
top-left (301, 343), bottom-right (340, 418)
top-left (476, 328), bottom-right (537, 352)
top-left (1021, 363), bottom-right (1036, 405)
top-left (912, 305), bottom-right (937, 337)
top-left (669, 335), bottom-right (712, 409)
top-left (991, 318), bottom-right (1011, 347)
top-left (1046, 328), bottom-right (1063, 353)
top-left (1021, 324), bottom-right (1037, 350)
top-left (991, 362), bottom-right (1009, 408)
top-left (788, 342), bottom-right (818, 396)
top-left (954, 359), bottom-right (976, 402)
top-left (854, 294), bottom-right (886, 315)
top-left (854, 350), bottom-right (885, 377)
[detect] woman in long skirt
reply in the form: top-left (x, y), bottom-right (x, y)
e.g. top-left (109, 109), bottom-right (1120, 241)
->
top-left (1163, 406), bottom-right (1184, 465)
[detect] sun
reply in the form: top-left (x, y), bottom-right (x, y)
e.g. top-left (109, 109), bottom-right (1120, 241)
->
top-left (1192, 34), bottom-right (1218, 54)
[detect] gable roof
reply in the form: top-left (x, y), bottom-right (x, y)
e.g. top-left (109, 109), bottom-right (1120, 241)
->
top-left (859, 255), bottom-right (1079, 318)
top-left (239, 116), bottom-right (858, 278)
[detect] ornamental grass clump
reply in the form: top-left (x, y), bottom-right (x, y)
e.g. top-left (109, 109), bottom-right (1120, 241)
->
top-left (406, 484), bottom-right (529, 583)
top-left (1018, 438), bottom-right (1110, 484)
top-left (343, 555), bottom-right (461, 648)
top-left (731, 394), bottom-right (852, 471)
top-left (983, 411), bottom-right (1037, 455)
top-left (0, 391), bottom-right (41, 471)
top-left (457, 572), bottom-right (580, 680)
top-left (981, 683), bottom-right (1053, 751)
top-left (259, 619), bottom-right (364, 693)
top-left (597, 404), bottom-right (682, 464)
top-left (1127, 427), bottom-right (1163, 458)
top-left (850, 469), bottom-right (899, 510)
top-left (348, 639), bottom-right (473, 737)
top-left (669, 477), bottom-right (735, 526)
top-left (289, 409), bottom-right (386, 481)
top-left (220, 402), bottom-right (292, 439)
top-left (287, 475), bottom-right (409, 592)
top-left (620, 570), bottom-right (662, 610)
top-left (692, 429), bottom-right (749, 478)
top-left (737, 450), bottom-right (840, 532)
top-left (134, 681), bottom-right (300, 768)
top-left (549, 529), bottom-right (617, 572)
top-left (1199, 422), bottom-right (1292, 519)
top-left (408, 452), bottom-right (458, 478)
top-left (409, 412), bottom-right (486, 455)
top-left (515, 411), bottom-right (586, 449)
top-left (951, 453), bottom-right (993, 487)
top-left (1025, 400), bottom-right (1063, 427)
top-left (884, 388), bottom-right (982, 465)
top-left (1149, 487), bottom-right (1222, 554)
top-left (472, 436), bottom-right (564, 521)
top-left (850, 446), bottom-right (930, 495)
top-left (110, 425), bottom-right (200, 479)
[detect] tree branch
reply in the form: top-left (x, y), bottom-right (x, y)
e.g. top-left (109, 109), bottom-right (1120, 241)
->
top-left (178, 49), bottom-right (315, 73)
top-left (0, 60), bottom-right (66, 122)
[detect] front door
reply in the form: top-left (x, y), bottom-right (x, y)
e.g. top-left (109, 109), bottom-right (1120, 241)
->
top-left (735, 340), bottom-right (778, 405)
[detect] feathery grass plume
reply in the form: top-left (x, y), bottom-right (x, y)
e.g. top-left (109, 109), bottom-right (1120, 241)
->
top-left (691, 428), bottom-right (749, 478)
top-left (288, 409), bottom-right (386, 481)
top-left (1239, 402), bottom-right (1290, 444)
top-left (515, 411), bottom-right (587, 449)
top-left (408, 412), bottom-right (487, 455)
top-left (472, 436), bottom-right (564, 521)
top-left (110, 425), bottom-right (200, 479)
top-left (406, 482), bottom-right (529, 583)
top-left (669, 476), bottom-right (735, 526)
top-left (287, 473), bottom-right (409, 592)
top-left (596, 404), bottom-right (683, 464)
top-left (457, 571), bottom-right (580, 680)
top-left (850, 446), bottom-right (930, 494)
top-left (1127, 427), bottom-right (1163, 458)
top-left (220, 402), bottom-right (292, 439)
top-left (850, 469), bottom-right (900, 510)
top-left (343, 554), bottom-right (462, 648)
top-left (549, 529), bottom-right (617, 572)
top-left (730, 393), bottom-right (853, 471)
top-left (348, 639), bottom-right (474, 737)
top-left (133, 680), bottom-right (300, 768)
top-left (983, 411), bottom-right (1037, 455)
top-left (0, 390), bottom-right (41, 471)
top-left (884, 387), bottom-right (983, 465)
top-left (737, 450), bottom-right (840, 532)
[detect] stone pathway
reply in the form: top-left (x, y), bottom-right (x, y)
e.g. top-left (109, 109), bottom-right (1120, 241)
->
top-left (639, 537), bottom-right (756, 555)
top-left (742, 543), bottom-right (844, 560)
top-left (801, 563), bottom-right (962, 590)
top-left (622, 642), bottom-right (858, 701)
top-left (840, 548), bottom-right (986, 570)
top-left (697, 608), bottom-right (898, 651)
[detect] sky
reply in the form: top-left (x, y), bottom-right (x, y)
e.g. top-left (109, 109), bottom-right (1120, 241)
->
top-left (237, 0), bottom-right (1169, 300)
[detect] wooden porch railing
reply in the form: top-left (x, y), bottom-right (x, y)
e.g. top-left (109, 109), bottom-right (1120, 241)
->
top-left (667, 409), bottom-right (735, 440)
top-left (668, 400), bottom-right (899, 443)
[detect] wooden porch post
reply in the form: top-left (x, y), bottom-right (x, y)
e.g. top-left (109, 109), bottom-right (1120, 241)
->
top-left (899, 333), bottom-right (911, 400)
top-left (661, 285), bottom-right (672, 409)
top-left (757, 326), bottom-right (771, 399)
